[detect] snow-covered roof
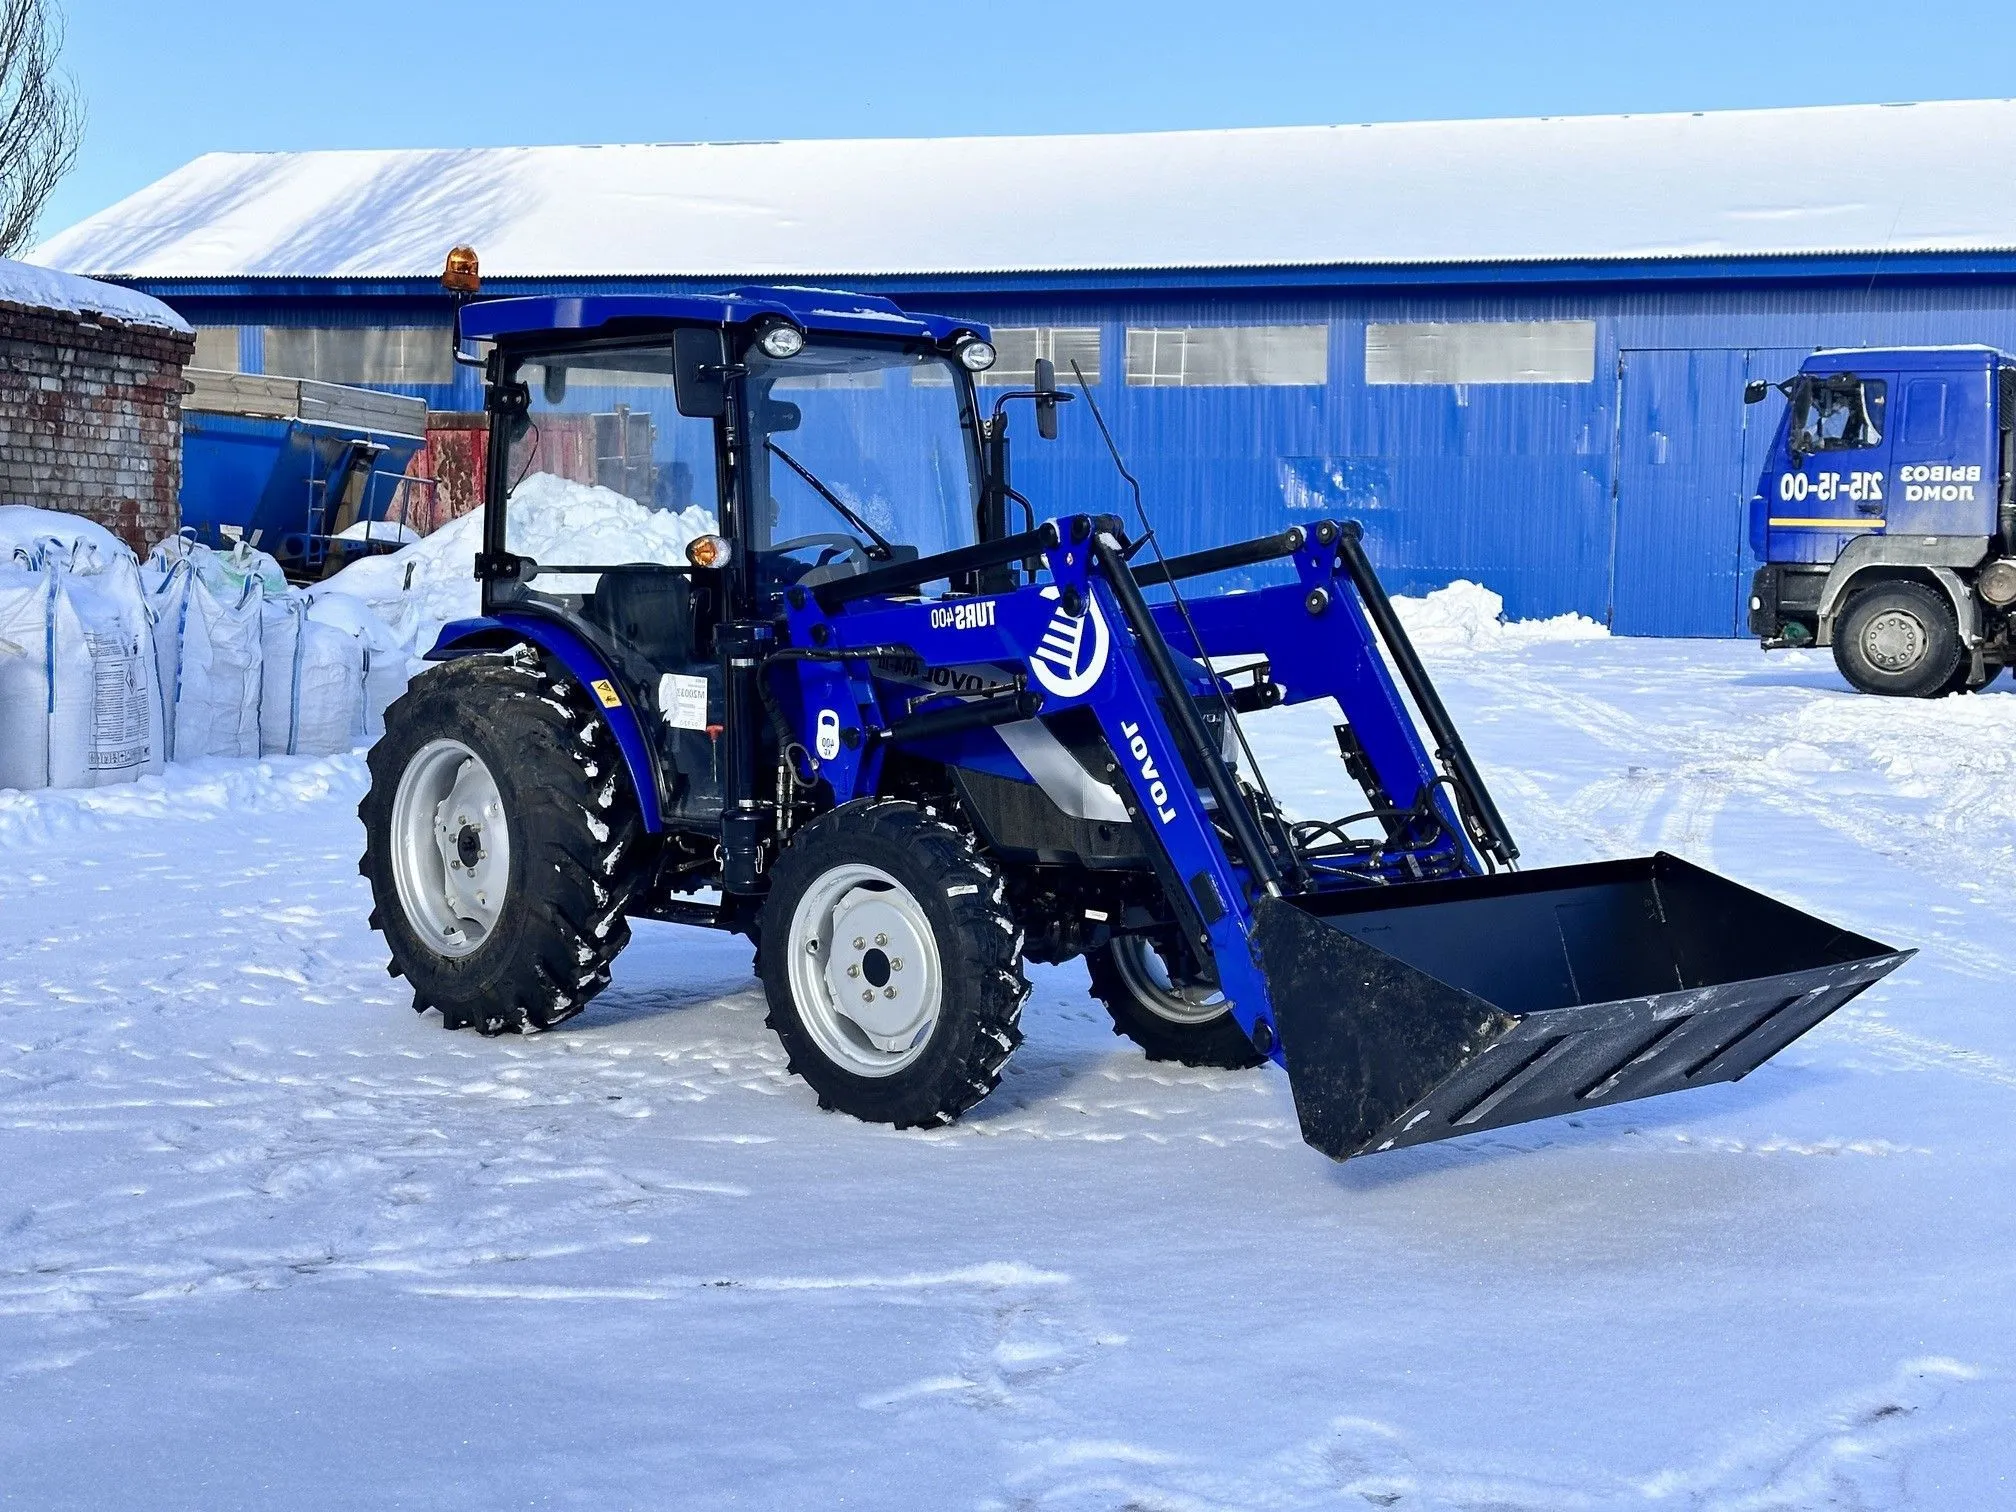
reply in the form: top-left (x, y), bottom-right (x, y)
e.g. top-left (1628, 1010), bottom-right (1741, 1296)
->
top-left (29, 99), bottom-right (2016, 283)
top-left (0, 255), bottom-right (190, 330)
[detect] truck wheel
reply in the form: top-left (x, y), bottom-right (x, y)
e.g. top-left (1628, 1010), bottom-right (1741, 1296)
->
top-left (1832, 582), bottom-right (1963, 698)
top-left (1087, 936), bottom-right (1265, 1070)
top-left (758, 800), bottom-right (1028, 1128)
top-left (360, 651), bottom-right (645, 1034)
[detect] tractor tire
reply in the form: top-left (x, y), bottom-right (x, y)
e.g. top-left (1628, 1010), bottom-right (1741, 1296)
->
top-left (757, 800), bottom-right (1029, 1128)
top-left (1832, 581), bottom-right (1963, 698)
top-left (360, 649), bottom-right (645, 1035)
top-left (1087, 936), bottom-right (1265, 1070)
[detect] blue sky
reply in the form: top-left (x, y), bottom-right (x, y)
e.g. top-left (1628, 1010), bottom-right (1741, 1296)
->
top-left (39, 0), bottom-right (2016, 240)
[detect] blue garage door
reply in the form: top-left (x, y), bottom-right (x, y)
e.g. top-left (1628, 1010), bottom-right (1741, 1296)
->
top-left (1612, 348), bottom-right (1801, 636)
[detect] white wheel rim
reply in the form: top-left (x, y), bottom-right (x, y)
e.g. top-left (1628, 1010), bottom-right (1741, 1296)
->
top-left (1863, 608), bottom-right (1928, 673)
top-left (787, 863), bottom-right (943, 1077)
top-left (1112, 935), bottom-right (1229, 1025)
top-left (389, 738), bottom-right (511, 959)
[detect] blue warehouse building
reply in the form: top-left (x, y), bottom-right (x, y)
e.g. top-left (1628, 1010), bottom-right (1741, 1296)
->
top-left (32, 98), bottom-right (2016, 636)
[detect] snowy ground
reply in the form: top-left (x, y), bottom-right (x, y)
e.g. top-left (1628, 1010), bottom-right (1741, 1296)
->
top-left (3, 636), bottom-right (2013, 1511)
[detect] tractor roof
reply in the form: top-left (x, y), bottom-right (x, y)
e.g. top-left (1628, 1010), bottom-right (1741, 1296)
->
top-left (456, 286), bottom-right (985, 346)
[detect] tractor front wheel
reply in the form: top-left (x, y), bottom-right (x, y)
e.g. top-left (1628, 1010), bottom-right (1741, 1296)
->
top-left (758, 801), bottom-right (1028, 1128)
top-left (360, 650), bottom-right (645, 1034)
top-left (1088, 936), bottom-right (1265, 1069)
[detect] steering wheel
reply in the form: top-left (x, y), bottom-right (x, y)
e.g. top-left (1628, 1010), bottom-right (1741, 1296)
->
top-left (767, 533), bottom-right (872, 569)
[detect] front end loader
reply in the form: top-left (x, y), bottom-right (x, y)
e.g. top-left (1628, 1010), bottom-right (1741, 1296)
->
top-left (357, 276), bottom-right (1910, 1161)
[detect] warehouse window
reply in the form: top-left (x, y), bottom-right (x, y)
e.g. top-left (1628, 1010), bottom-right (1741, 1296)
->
top-left (1365, 321), bottom-right (1596, 385)
top-left (981, 327), bottom-right (1101, 387)
top-left (912, 327), bottom-right (1102, 387)
top-left (263, 326), bottom-right (454, 385)
top-left (191, 327), bottom-right (241, 371)
top-left (1125, 325), bottom-right (1328, 387)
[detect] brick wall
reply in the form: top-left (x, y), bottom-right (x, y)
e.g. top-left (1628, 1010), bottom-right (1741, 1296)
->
top-left (0, 300), bottom-right (195, 555)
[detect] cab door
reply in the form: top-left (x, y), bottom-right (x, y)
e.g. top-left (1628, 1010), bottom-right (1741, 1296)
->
top-left (1885, 363), bottom-right (1998, 537)
top-left (1762, 370), bottom-right (1894, 566)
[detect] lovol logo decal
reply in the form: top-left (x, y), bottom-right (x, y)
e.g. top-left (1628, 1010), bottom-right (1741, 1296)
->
top-left (1119, 719), bottom-right (1179, 824)
top-left (1027, 586), bottom-right (1110, 699)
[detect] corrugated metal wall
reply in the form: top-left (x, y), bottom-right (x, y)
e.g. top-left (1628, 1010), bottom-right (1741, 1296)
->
top-left (160, 273), bottom-right (2016, 635)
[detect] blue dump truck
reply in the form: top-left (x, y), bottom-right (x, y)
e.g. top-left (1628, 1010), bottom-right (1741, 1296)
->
top-left (179, 369), bottom-right (430, 579)
top-left (1747, 345), bottom-right (2016, 696)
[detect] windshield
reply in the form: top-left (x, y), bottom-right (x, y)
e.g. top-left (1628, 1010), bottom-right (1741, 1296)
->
top-left (744, 340), bottom-right (980, 566)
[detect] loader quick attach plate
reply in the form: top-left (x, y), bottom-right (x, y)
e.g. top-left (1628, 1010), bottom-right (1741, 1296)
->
top-left (1254, 853), bottom-right (1912, 1160)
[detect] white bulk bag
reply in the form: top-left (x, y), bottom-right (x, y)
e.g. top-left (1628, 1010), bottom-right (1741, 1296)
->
top-left (148, 538), bottom-right (267, 762)
top-left (261, 595), bottom-right (363, 757)
top-left (305, 590), bottom-right (411, 741)
top-left (0, 563), bottom-right (55, 790)
top-left (52, 550), bottom-right (165, 788)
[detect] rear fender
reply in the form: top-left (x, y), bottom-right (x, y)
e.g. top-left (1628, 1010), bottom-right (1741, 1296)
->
top-left (427, 614), bottom-right (665, 831)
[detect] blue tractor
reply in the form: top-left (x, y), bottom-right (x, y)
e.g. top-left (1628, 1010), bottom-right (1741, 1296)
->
top-left (358, 275), bottom-right (1909, 1161)
top-left (1748, 345), bottom-right (2016, 696)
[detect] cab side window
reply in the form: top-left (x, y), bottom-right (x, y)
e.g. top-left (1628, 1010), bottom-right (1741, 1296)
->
top-left (1902, 379), bottom-right (1949, 447)
top-left (1791, 376), bottom-right (1886, 453)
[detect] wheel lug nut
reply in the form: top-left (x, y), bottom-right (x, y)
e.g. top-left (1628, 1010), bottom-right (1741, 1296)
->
top-left (890, 958), bottom-right (902, 971)
top-left (875, 933), bottom-right (888, 946)
top-left (883, 986), bottom-right (897, 999)
top-left (846, 964), bottom-right (860, 978)
top-left (852, 937), bottom-right (865, 950)
top-left (861, 989), bottom-right (874, 1003)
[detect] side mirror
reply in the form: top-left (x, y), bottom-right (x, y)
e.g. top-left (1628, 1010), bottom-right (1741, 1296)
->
top-left (673, 327), bottom-right (729, 419)
top-left (1034, 356), bottom-right (1059, 441)
top-left (541, 365), bottom-right (567, 405)
top-left (1743, 379), bottom-right (1770, 405)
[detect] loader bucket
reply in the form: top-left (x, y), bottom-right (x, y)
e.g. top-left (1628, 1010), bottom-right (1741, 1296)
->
top-left (1254, 853), bottom-right (1912, 1160)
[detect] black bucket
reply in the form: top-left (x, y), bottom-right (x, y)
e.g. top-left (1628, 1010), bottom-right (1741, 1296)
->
top-left (1254, 853), bottom-right (1912, 1160)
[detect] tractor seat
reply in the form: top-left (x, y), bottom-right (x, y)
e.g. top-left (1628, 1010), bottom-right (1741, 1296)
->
top-left (585, 567), bottom-right (703, 670)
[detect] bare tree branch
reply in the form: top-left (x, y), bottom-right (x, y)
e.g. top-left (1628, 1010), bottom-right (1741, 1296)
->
top-left (0, 0), bottom-right (81, 258)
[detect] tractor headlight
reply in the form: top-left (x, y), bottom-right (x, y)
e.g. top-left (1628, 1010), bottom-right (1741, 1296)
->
top-left (686, 534), bottom-right (732, 569)
top-left (957, 339), bottom-right (996, 372)
top-left (757, 323), bottom-right (805, 359)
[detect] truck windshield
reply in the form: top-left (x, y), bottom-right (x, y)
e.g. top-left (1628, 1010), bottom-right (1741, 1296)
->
top-left (743, 341), bottom-right (979, 565)
top-left (1789, 375), bottom-right (1886, 455)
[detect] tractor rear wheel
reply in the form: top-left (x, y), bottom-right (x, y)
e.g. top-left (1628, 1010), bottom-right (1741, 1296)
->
top-left (360, 650), bottom-right (645, 1034)
top-left (1833, 581), bottom-right (1963, 698)
top-left (758, 800), bottom-right (1028, 1128)
top-left (1088, 936), bottom-right (1265, 1069)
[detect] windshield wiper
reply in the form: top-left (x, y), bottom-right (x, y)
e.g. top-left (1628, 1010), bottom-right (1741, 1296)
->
top-left (764, 441), bottom-right (895, 560)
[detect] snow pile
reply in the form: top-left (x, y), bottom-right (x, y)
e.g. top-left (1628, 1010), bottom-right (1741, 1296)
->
top-left (319, 472), bottom-right (718, 654)
top-left (1393, 579), bottom-right (1608, 652)
top-left (0, 751), bottom-right (365, 853)
top-left (0, 503), bottom-right (129, 564)
top-left (0, 254), bottom-right (190, 332)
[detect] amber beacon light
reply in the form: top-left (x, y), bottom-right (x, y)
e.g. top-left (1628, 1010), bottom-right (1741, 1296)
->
top-left (441, 245), bottom-right (481, 295)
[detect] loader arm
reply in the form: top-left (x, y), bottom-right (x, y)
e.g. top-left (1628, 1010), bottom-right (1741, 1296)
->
top-left (776, 513), bottom-right (1488, 1062)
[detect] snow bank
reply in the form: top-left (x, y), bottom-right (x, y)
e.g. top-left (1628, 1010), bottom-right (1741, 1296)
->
top-left (0, 503), bottom-right (129, 564)
top-left (0, 752), bottom-right (366, 853)
top-left (1393, 579), bottom-right (1607, 652)
top-left (0, 254), bottom-right (190, 332)
top-left (319, 473), bottom-right (717, 654)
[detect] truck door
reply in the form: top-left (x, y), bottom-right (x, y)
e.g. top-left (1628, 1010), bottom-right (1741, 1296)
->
top-left (1760, 370), bottom-right (1894, 566)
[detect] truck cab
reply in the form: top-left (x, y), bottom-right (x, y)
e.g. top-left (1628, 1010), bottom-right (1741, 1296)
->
top-left (1747, 345), bottom-right (2016, 696)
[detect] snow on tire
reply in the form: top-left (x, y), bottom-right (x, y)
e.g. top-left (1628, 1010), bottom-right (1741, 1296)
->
top-left (359, 649), bottom-right (645, 1035)
top-left (757, 799), bottom-right (1029, 1128)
